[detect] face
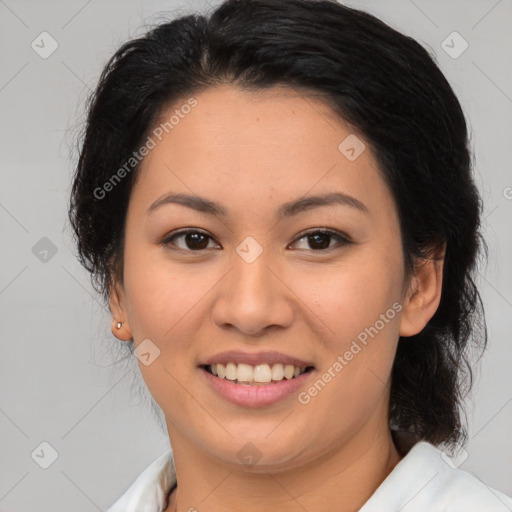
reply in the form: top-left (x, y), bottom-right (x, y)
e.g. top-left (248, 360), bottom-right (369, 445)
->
top-left (111, 84), bottom-right (441, 471)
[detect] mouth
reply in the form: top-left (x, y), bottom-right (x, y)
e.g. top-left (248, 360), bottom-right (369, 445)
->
top-left (199, 363), bottom-right (315, 386)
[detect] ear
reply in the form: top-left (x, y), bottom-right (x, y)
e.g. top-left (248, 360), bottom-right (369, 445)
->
top-left (399, 243), bottom-right (446, 337)
top-left (109, 276), bottom-right (133, 342)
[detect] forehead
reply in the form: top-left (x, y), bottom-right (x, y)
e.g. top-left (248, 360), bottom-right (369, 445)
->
top-left (131, 84), bottom-right (395, 222)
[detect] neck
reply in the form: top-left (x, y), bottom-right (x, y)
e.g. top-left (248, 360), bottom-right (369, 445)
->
top-left (164, 422), bottom-right (402, 512)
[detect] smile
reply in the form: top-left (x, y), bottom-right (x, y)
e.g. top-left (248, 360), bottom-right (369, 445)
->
top-left (203, 362), bottom-right (313, 386)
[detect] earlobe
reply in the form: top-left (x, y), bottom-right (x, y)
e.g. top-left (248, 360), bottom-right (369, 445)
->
top-left (111, 318), bottom-right (133, 341)
top-left (109, 279), bottom-right (133, 341)
top-left (399, 244), bottom-right (445, 338)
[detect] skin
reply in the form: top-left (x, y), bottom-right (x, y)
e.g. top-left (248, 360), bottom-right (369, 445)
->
top-left (110, 84), bottom-right (445, 512)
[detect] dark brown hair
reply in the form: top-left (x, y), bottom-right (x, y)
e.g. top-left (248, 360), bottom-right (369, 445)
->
top-left (68, 0), bottom-right (488, 449)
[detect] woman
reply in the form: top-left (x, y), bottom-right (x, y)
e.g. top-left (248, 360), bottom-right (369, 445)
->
top-left (68, 0), bottom-right (512, 510)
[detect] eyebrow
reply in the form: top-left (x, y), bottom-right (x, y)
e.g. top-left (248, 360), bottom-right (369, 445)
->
top-left (147, 191), bottom-right (369, 218)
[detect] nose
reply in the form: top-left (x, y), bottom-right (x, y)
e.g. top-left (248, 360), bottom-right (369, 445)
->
top-left (211, 243), bottom-right (294, 337)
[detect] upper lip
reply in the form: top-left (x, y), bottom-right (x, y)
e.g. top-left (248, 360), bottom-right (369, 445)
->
top-left (201, 350), bottom-right (315, 368)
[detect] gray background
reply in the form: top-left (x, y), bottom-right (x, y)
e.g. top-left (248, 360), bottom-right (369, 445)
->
top-left (0, 0), bottom-right (511, 510)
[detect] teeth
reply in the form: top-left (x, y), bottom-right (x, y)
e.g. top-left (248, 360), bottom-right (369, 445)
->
top-left (253, 364), bottom-right (272, 383)
top-left (271, 364), bottom-right (284, 380)
top-left (237, 363), bottom-right (253, 382)
top-left (225, 362), bottom-right (237, 381)
top-left (207, 362), bottom-right (309, 385)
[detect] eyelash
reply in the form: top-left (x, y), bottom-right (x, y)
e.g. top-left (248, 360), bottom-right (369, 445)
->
top-left (160, 228), bottom-right (352, 253)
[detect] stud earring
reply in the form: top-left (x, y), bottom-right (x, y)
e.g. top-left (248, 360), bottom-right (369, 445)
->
top-left (116, 321), bottom-right (123, 329)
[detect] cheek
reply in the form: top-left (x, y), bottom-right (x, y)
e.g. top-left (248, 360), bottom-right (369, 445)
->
top-left (293, 247), bottom-right (403, 411)
top-left (121, 245), bottom-right (205, 409)
top-left (122, 238), bottom-right (194, 341)
top-left (296, 253), bottom-right (402, 346)
top-left (295, 258), bottom-right (401, 432)
top-left (126, 277), bottom-right (202, 349)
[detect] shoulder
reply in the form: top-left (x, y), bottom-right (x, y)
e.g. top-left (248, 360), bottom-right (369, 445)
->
top-left (427, 443), bottom-right (512, 511)
top-left (106, 450), bottom-right (176, 512)
top-left (360, 441), bottom-right (512, 511)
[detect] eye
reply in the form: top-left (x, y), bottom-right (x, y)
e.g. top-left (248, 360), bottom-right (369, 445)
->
top-left (160, 228), bottom-right (352, 253)
top-left (289, 228), bottom-right (352, 251)
top-left (160, 229), bottom-right (220, 251)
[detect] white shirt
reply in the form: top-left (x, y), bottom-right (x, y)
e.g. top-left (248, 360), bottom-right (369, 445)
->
top-left (106, 440), bottom-right (512, 511)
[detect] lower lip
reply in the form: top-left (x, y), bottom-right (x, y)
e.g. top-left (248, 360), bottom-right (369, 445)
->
top-left (199, 366), bottom-right (314, 408)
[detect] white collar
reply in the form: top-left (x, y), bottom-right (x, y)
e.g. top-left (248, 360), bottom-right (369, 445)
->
top-left (359, 440), bottom-right (512, 511)
top-left (107, 440), bottom-right (512, 511)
